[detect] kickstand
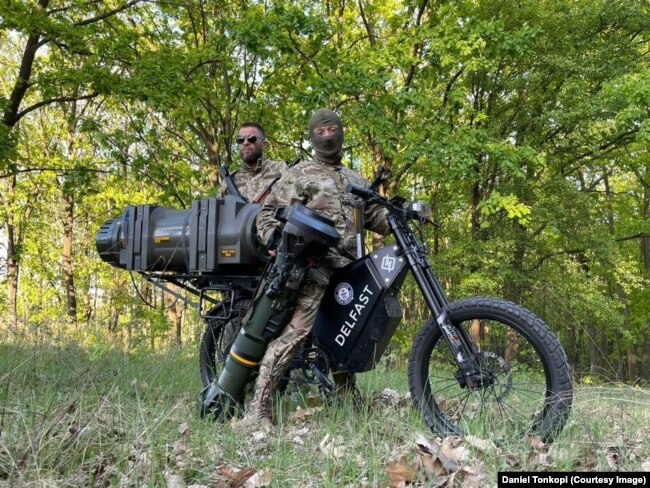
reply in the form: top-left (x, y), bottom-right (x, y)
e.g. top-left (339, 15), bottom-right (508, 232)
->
top-left (310, 364), bottom-right (335, 398)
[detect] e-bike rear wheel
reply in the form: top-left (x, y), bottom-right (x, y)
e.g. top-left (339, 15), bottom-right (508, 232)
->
top-left (199, 298), bottom-right (251, 388)
top-left (408, 297), bottom-right (572, 443)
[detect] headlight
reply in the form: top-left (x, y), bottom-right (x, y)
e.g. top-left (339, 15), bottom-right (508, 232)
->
top-left (407, 201), bottom-right (431, 220)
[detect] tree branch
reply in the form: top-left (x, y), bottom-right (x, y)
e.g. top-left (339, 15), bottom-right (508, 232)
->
top-left (573, 128), bottom-right (640, 162)
top-left (404, 0), bottom-right (429, 89)
top-left (73, 0), bottom-right (142, 27)
top-left (47, 0), bottom-right (103, 16)
top-left (442, 66), bottom-right (465, 107)
top-left (526, 248), bottom-right (585, 272)
top-left (14, 92), bottom-right (99, 122)
top-left (185, 59), bottom-right (220, 81)
top-left (0, 166), bottom-right (109, 179)
top-left (391, 156), bottom-right (419, 188)
top-left (357, 0), bottom-right (376, 46)
top-left (615, 233), bottom-right (647, 243)
top-left (288, 32), bottom-right (323, 79)
top-left (2, 0), bottom-right (49, 129)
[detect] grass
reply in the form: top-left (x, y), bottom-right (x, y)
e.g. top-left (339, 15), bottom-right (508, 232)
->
top-left (1, 341), bottom-right (649, 487)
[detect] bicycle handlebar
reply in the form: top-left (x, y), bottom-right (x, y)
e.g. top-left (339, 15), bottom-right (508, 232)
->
top-left (345, 184), bottom-right (375, 200)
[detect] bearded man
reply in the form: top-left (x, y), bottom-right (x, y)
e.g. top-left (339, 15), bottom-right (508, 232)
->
top-left (217, 122), bottom-right (286, 202)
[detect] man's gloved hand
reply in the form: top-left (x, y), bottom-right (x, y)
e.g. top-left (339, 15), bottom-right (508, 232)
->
top-left (264, 228), bottom-right (281, 256)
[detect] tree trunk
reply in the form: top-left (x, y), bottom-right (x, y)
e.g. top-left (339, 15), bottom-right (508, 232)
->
top-left (566, 318), bottom-right (578, 374)
top-left (604, 172), bottom-right (631, 379)
top-left (109, 307), bottom-right (119, 334)
top-left (642, 170), bottom-right (650, 276)
top-left (627, 347), bottom-right (638, 383)
top-left (2, 0), bottom-right (49, 129)
top-left (163, 284), bottom-right (183, 345)
top-left (642, 336), bottom-right (650, 381)
top-left (587, 322), bottom-right (598, 376)
top-left (5, 174), bottom-right (20, 329)
top-left (640, 172), bottom-right (650, 375)
top-left (469, 178), bottom-right (481, 242)
top-left (62, 192), bottom-right (77, 328)
top-left (6, 220), bottom-right (19, 329)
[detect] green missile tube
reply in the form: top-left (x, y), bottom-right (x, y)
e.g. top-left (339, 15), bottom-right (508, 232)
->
top-left (199, 276), bottom-right (293, 417)
top-left (217, 291), bottom-right (286, 398)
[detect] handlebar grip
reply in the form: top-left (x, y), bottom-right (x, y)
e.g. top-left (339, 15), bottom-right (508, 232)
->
top-left (346, 184), bottom-right (374, 199)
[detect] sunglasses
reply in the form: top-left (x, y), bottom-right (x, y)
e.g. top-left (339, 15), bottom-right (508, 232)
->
top-left (235, 135), bottom-right (263, 144)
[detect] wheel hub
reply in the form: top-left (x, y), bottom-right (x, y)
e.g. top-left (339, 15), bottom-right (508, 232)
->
top-left (456, 351), bottom-right (510, 391)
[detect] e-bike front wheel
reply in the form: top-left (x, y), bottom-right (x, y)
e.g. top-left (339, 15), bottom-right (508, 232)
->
top-left (408, 297), bottom-right (572, 443)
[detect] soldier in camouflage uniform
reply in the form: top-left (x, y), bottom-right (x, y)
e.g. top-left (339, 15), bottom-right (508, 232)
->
top-left (245, 109), bottom-right (390, 423)
top-left (218, 122), bottom-right (287, 202)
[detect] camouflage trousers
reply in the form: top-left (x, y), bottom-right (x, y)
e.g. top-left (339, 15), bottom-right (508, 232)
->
top-left (248, 281), bottom-right (327, 421)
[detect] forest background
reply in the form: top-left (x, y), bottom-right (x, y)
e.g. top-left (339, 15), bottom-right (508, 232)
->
top-left (1, 0), bottom-right (649, 383)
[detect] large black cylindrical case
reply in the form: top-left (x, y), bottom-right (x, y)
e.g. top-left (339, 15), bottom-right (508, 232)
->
top-left (95, 195), bottom-right (267, 275)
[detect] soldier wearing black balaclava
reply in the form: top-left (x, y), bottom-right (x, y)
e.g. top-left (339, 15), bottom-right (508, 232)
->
top-left (238, 109), bottom-right (390, 427)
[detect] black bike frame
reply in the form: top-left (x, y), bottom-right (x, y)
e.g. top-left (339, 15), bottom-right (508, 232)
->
top-left (386, 210), bottom-right (483, 387)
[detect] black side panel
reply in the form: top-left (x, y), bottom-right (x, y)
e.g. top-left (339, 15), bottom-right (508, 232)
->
top-left (312, 245), bottom-right (407, 372)
top-left (348, 293), bottom-right (402, 371)
top-left (312, 257), bottom-right (384, 367)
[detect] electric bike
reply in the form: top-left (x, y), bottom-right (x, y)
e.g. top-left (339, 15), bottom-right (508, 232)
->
top-left (197, 176), bottom-right (573, 442)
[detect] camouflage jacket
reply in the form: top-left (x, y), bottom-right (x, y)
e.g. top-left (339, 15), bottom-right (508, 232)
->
top-left (256, 159), bottom-right (390, 273)
top-left (218, 158), bottom-right (287, 203)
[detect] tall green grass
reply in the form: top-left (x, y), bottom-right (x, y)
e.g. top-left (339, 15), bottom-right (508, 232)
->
top-left (1, 342), bottom-right (648, 486)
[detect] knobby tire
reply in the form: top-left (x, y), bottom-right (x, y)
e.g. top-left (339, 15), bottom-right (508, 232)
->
top-left (408, 297), bottom-right (572, 443)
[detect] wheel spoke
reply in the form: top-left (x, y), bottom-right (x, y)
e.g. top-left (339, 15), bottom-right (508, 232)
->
top-left (409, 298), bottom-right (572, 442)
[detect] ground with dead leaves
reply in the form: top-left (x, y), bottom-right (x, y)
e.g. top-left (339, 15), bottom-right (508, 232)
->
top-left (1, 344), bottom-right (649, 487)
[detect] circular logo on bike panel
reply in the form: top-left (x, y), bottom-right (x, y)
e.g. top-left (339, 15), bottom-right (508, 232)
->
top-left (335, 283), bottom-right (354, 306)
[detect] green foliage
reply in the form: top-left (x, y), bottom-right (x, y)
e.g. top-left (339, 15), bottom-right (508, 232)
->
top-left (1, 343), bottom-right (649, 485)
top-left (0, 0), bottom-right (648, 380)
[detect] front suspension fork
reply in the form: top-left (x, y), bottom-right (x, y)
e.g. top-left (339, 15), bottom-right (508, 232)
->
top-left (389, 216), bottom-right (483, 387)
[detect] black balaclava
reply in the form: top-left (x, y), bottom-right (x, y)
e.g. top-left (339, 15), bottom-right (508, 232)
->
top-left (309, 109), bottom-right (344, 165)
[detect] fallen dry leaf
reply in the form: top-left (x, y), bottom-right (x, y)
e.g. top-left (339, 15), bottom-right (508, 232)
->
top-left (605, 446), bottom-right (622, 470)
top-left (414, 453), bottom-right (446, 478)
top-left (504, 453), bottom-right (519, 467)
top-left (386, 458), bottom-right (418, 487)
top-left (292, 435), bottom-right (304, 446)
top-left (318, 433), bottom-right (345, 460)
top-left (456, 466), bottom-right (488, 488)
top-left (415, 434), bottom-right (441, 456)
top-left (293, 426), bottom-right (310, 436)
top-left (173, 440), bottom-right (188, 455)
top-left (290, 406), bottom-right (323, 422)
top-left (165, 472), bottom-right (186, 488)
top-left (439, 436), bottom-right (467, 470)
top-left (378, 388), bottom-right (410, 407)
top-left (251, 431), bottom-right (267, 443)
top-left (527, 450), bottom-right (549, 468)
top-left (528, 435), bottom-right (545, 451)
top-left (464, 435), bottom-right (495, 452)
top-left (127, 447), bottom-right (152, 484)
top-left (244, 467), bottom-right (272, 488)
top-left (216, 464), bottom-right (256, 487)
